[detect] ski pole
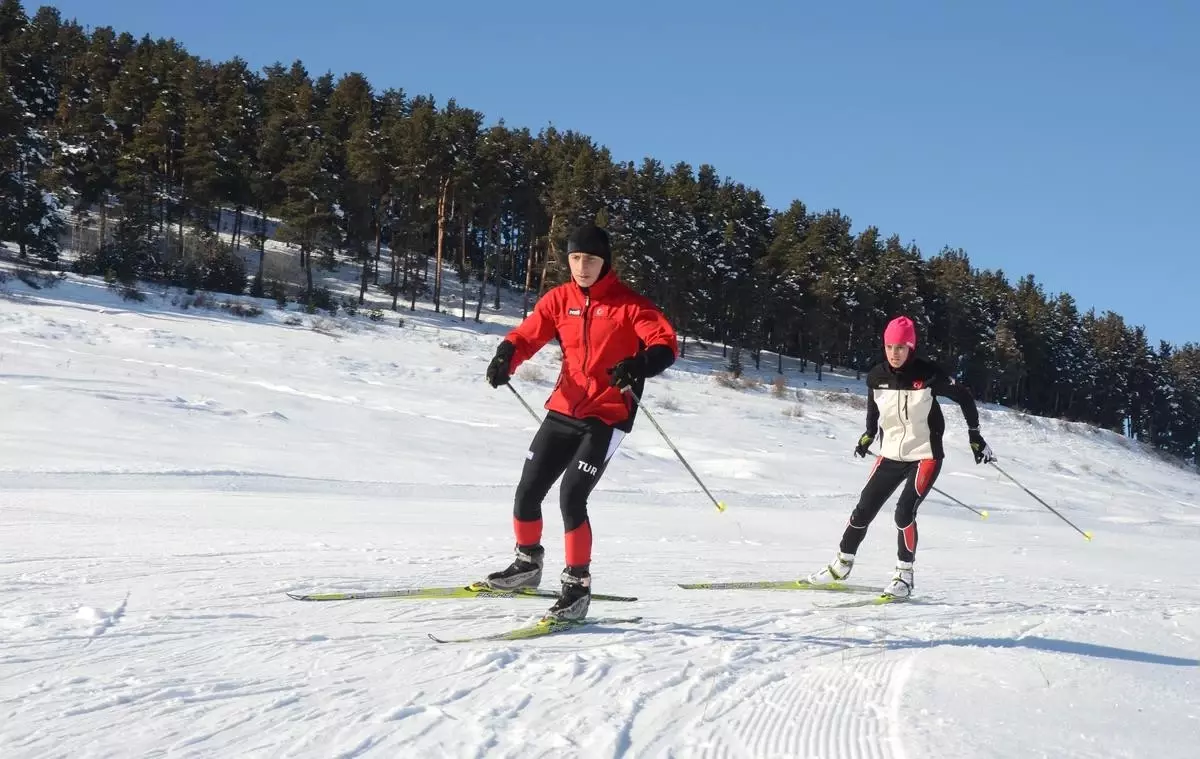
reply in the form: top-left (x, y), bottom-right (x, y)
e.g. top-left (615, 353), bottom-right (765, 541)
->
top-left (989, 462), bottom-right (1093, 540)
top-left (627, 389), bottom-right (727, 513)
top-left (931, 486), bottom-right (989, 519)
top-left (506, 383), bottom-right (542, 423)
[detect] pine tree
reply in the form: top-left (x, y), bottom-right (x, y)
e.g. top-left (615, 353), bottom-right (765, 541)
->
top-left (3, 1), bottom-right (1195, 464)
top-left (1165, 345), bottom-right (1200, 461)
top-left (0, 69), bottom-right (63, 260)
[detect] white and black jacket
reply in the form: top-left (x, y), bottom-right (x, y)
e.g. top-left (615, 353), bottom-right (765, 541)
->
top-left (865, 357), bottom-right (980, 462)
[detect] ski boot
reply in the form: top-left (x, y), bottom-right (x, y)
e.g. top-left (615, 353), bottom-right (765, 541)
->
top-left (882, 561), bottom-right (914, 599)
top-left (805, 551), bottom-right (855, 585)
top-left (480, 544), bottom-right (544, 591)
top-left (544, 565), bottom-right (591, 621)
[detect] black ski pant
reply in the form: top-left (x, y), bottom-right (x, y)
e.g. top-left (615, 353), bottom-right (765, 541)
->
top-left (512, 411), bottom-right (625, 568)
top-left (839, 456), bottom-right (942, 563)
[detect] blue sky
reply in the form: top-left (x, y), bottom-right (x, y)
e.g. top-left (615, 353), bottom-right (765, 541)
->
top-left (46, 0), bottom-right (1198, 346)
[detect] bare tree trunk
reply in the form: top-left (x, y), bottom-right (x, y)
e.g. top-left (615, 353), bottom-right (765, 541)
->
top-left (433, 177), bottom-right (451, 312)
top-left (460, 213), bottom-right (469, 321)
top-left (158, 178), bottom-right (166, 248)
top-left (373, 214), bottom-right (382, 284)
top-left (460, 213), bottom-right (468, 273)
top-left (99, 202), bottom-right (108, 253)
top-left (400, 245), bottom-right (409, 295)
top-left (390, 235), bottom-right (401, 311)
top-left (492, 220), bottom-right (502, 310)
top-left (474, 251), bottom-right (489, 323)
top-left (255, 209), bottom-right (266, 281)
top-left (358, 240), bottom-right (370, 304)
top-left (523, 235), bottom-right (536, 318)
top-left (538, 213), bottom-right (557, 297)
top-left (304, 247), bottom-right (314, 295)
top-left (14, 156), bottom-right (29, 258)
top-left (410, 250), bottom-right (421, 312)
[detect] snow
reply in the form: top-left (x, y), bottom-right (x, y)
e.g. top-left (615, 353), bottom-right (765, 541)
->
top-left (0, 266), bottom-right (1197, 757)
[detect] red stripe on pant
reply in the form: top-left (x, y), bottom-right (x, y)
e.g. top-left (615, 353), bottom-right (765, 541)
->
top-left (564, 520), bottom-right (592, 566)
top-left (915, 459), bottom-right (937, 497)
top-left (513, 517), bottom-right (543, 546)
top-left (901, 522), bottom-right (917, 554)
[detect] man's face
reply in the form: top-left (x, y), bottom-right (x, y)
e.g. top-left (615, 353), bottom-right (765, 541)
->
top-left (885, 343), bottom-right (910, 368)
top-left (568, 252), bottom-right (605, 287)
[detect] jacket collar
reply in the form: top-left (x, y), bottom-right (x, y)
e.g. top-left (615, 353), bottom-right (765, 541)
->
top-left (572, 269), bottom-right (619, 299)
top-left (886, 355), bottom-right (916, 376)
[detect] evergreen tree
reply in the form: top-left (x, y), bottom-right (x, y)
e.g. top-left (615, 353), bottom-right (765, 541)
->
top-left (1, 0), bottom-right (1194, 465)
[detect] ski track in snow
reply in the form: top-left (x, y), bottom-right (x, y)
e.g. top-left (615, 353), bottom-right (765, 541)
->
top-left (1, 272), bottom-right (1199, 757)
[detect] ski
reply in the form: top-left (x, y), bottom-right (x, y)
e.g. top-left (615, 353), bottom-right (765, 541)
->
top-left (287, 584), bottom-right (638, 603)
top-left (428, 616), bottom-right (644, 644)
top-left (818, 594), bottom-right (915, 608)
top-left (677, 579), bottom-right (882, 594)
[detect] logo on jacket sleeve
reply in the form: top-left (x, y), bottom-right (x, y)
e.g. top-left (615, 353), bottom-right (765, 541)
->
top-left (568, 308), bottom-right (581, 316)
top-left (912, 380), bottom-right (924, 389)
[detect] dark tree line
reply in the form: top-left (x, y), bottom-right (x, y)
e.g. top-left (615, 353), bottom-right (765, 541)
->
top-left (1, 2), bottom-right (1197, 463)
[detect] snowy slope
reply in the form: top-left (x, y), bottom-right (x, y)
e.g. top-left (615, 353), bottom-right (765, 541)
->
top-left (0, 271), bottom-right (1197, 758)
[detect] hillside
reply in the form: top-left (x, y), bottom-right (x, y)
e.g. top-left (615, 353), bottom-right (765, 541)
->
top-left (0, 265), bottom-right (1197, 758)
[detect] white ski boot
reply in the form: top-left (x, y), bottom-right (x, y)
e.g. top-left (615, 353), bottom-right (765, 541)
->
top-left (882, 561), bottom-right (914, 598)
top-left (806, 551), bottom-right (855, 585)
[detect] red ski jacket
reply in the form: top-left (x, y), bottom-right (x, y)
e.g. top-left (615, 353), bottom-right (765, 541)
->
top-left (504, 271), bottom-right (678, 429)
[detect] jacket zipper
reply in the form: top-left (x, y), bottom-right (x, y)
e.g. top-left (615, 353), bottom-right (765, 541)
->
top-left (572, 294), bottom-right (591, 416)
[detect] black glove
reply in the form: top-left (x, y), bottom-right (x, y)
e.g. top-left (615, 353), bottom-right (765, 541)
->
top-left (854, 431), bottom-right (876, 458)
top-left (486, 341), bottom-right (515, 388)
top-left (969, 428), bottom-right (995, 464)
top-left (608, 354), bottom-right (647, 390)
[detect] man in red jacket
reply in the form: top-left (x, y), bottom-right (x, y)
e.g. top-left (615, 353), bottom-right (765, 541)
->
top-left (480, 223), bottom-right (678, 620)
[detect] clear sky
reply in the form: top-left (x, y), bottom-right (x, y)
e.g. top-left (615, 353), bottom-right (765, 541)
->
top-left (44, 0), bottom-right (1199, 346)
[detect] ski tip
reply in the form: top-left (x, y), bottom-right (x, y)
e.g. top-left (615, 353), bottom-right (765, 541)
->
top-left (980, 510), bottom-right (990, 519)
top-left (1083, 530), bottom-right (1094, 541)
top-left (716, 500), bottom-right (727, 513)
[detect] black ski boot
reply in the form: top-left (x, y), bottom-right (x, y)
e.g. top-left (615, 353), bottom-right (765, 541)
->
top-left (481, 544), bottom-right (544, 590)
top-left (545, 565), bottom-right (591, 621)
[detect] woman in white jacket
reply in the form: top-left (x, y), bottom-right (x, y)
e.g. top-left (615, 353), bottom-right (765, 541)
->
top-left (808, 316), bottom-right (995, 598)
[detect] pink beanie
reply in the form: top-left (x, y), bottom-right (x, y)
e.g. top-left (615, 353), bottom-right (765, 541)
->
top-left (884, 316), bottom-right (917, 349)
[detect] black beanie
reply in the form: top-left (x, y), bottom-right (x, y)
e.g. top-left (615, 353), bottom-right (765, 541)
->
top-left (566, 224), bottom-right (611, 263)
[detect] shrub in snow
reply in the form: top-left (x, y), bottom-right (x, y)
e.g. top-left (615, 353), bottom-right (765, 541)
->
top-left (222, 301), bottom-right (263, 318)
top-left (658, 395), bottom-right (681, 411)
top-left (781, 403), bottom-right (804, 418)
top-left (517, 364), bottom-right (545, 383)
top-left (771, 375), bottom-right (788, 398)
top-left (713, 371), bottom-right (740, 389)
